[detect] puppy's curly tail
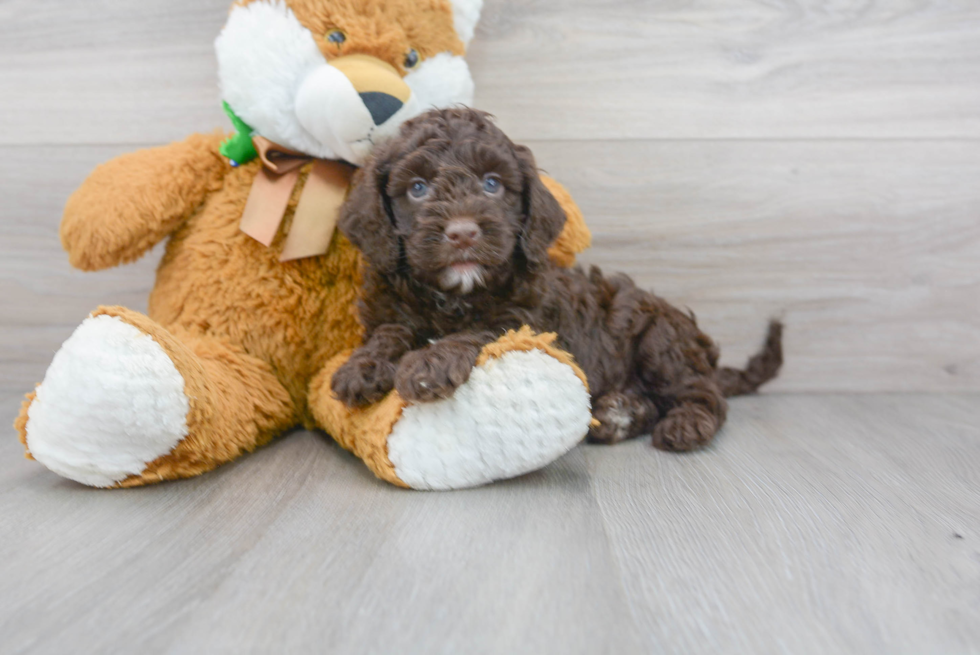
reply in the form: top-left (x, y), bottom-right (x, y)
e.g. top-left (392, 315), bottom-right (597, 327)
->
top-left (717, 320), bottom-right (784, 398)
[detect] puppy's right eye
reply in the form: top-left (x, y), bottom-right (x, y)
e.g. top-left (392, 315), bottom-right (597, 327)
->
top-left (483, 174), bottom-right (504, 196)
top-left (408, 180), bottom-right (430, 200)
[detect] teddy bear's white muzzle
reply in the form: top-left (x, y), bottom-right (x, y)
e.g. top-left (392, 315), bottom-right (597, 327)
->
top-left (295, 64), bottom-right (422, 166)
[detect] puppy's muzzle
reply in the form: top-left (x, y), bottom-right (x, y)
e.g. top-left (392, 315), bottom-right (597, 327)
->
top-left (445, 218), bottom-right (482, 250)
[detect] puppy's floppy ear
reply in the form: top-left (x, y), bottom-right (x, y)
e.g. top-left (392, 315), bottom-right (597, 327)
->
top-left (515, 145), bottom-right (567, 269)
top-left (339, 148), bottom-right (400, 274)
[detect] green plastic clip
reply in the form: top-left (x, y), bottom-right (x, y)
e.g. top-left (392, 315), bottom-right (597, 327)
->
top-left (220, 101), bottom-right (258, 166)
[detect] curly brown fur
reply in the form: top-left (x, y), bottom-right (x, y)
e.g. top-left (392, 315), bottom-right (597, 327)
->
top-left (333, 108), bottom-right (783, 451)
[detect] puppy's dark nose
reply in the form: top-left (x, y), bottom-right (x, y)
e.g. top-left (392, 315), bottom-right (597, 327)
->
top-left (445, 218), bottom-right (481, 249)
top-left (359, 92), bottom-right (403, 125)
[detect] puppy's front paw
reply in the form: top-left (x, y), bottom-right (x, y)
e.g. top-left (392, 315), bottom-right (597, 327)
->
top-left (331, 356), bottom-right (397, 408)
top-left (395, 344), bottom-right (479, 403)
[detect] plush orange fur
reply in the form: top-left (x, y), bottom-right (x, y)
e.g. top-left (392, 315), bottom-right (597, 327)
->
top-left (14, 0), bottom-right (593, 487)
top-left (237, 0), bottom-right (465, 71)
top-left (541, 178), bottom-right (592, 268)
top-left (61, 132), bottom-right (230, 272)
top-left (14, 391), bottom-right (36, 460)
top-left (309, 354), bottom-right (409, 487)
top-left (475, 327), bottom-right (589, 389)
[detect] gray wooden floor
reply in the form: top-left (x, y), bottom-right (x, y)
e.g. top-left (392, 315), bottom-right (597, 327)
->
top-left (2, 0), bottom-right (980, 652)
top-left (1, 393), bottom-right (978, 654)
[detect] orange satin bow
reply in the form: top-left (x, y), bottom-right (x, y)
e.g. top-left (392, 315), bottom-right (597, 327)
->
top-left (239, 136), bottom-right (355, 262)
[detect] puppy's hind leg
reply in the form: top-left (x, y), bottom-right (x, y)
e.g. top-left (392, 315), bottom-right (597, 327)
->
top-left (588, 391), bottom-right (660, 445)
top-left (650, 381), bottom-right (727, 452)
top-left (635, 316), bottom-right (729, 452)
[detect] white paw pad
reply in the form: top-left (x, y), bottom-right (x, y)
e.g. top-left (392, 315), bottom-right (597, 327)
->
top-left (26, 315), bottom-right (190, 487)
top-left (387, 350), bottom-right (592, 490)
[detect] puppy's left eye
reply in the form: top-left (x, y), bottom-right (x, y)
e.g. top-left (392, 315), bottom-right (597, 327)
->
top-left (408, 179), bottom-right (430, 200)
top-left (483, 175), bottom-right (504, 196)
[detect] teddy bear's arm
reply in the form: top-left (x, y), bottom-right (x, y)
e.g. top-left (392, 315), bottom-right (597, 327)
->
top-left (541, 175), bottom-right (592, 268)
top-left (61, 132), bottom-right (230, 271)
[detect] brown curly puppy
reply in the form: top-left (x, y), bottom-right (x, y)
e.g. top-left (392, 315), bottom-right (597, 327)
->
top-left (333, 108), bottom-right (782, 451)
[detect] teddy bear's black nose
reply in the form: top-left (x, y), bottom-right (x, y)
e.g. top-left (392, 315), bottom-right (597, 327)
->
top-left (359, 92), bottom-right (403, 125)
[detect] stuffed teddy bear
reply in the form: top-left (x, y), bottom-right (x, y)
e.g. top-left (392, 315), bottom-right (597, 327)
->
top-left (14, 0), bottom-right (595, 491)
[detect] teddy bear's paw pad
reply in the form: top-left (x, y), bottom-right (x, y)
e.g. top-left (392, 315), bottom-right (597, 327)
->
top-left (25, 315), bottom-right (190, 487)
top-left (386, 349), bottom-right (592, 490)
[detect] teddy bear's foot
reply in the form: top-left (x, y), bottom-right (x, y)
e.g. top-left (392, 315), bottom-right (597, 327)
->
top-left (18, 313), bottom-right (191, 487)
top-left (389, 348), bottom-right (591, 490)
top-left (311, 328), bottom-right (593, 491)
top-left (17, 306), bottom-right (296, 488)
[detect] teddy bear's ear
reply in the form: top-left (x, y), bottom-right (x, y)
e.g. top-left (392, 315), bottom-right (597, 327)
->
top-left (449, 0), bottom-right (484, 46)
